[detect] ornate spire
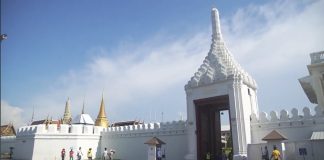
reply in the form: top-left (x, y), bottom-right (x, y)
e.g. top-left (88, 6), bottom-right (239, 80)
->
top-left (211, 8), bottom-right (223, 41)
top-left (95, 94), bottom-right (109, 128)
top-left (62, 97), bottom-right (72, 124)
top-left (185, 7), bottom-right (257, 89)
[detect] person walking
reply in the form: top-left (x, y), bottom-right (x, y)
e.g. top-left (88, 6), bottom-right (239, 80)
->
top-left (77, 147), bottom-right (83, 160)
top-left (102, 148), bottom-right (109, 160)
top-left (69, 149), bottom-right (74, 160)
top-left (262, 146), bottom-right (269, 160)
top-left (87, 148), bottom-right (93, 160)
top-left (61, 148), bottom-right (66, 160)
top-left (221, 150), bottom-right (227, 160)
top-left (270, 146), bottom-right (281, 160)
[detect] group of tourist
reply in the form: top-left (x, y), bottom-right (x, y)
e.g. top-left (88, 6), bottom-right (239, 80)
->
top-left (262, 146), bottom-right (282, 160)
top-left (60, 147), bottom-right (115, 160)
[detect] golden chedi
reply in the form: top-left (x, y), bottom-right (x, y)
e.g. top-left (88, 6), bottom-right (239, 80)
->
top-left (95, 95), bottom-right (109, 128)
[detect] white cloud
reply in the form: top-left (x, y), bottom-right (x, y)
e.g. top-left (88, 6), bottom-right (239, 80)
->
top-left (1, 100), bottom-right (26, 128)
top-left (224, 0), bottom-right (324, 75)
top-left (28, 32), bottom-right (210, 122)
top-left (222, 0), bottom-right (324, 111)
top-left (21, 0), bottom-right (324, 123)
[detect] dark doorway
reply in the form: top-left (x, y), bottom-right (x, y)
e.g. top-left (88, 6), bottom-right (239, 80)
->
top-left (195, 95), bottom-right (230, 160)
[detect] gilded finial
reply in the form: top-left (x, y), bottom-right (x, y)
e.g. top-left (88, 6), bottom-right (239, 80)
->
top-left (95, 92), bottom-right (109, 128)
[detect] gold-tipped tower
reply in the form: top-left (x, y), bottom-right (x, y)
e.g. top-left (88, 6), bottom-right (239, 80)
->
top-left (95, 94), bottom-right (109, 128)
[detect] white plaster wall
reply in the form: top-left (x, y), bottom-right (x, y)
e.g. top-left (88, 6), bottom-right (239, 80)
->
top-left (14, 135), bottom-right (35, 160)
top-left (101, 122), bottom-right (187, 160)
top-left (31, 134), bottom-right (100, 160)
top-left (12, 124), bottom-right (102, 160)
top-left (0, 136), bottom-right (16, 154)
top-left (102, 133), bottom-right (187, 160)
top-left (248, 140), bottom-right (324, 160)
top-left (251, 107), bottom-right (324, 144)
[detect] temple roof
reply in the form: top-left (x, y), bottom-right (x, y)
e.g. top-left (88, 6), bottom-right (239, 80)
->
top-left (0, 124), bottom-right (16, 136)
top-left (110, 120), bottom-right (143, 127)
top-left (262, 130), bottom-right (287, 141)
top-left (185, 8), bottom-right (256, 89)
top-left (31, 119), bottom-right (60, 125)
top-left (310, 131), bottom-right (324, 140)
top-left (72, 114), bottom-right (95, 125)
top-left (144, 137), bottom-right (166, 145)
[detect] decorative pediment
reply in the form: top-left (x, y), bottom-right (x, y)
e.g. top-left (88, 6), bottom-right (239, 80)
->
top-left (185, 8), bottom-right (256, 89)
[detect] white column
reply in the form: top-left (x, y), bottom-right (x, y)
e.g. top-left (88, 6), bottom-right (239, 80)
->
top-left (185, 90), bottom-right (197, 160)
top-left (229, 78), bottom-right (251, 160)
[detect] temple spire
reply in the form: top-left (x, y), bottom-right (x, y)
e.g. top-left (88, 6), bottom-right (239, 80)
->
top-left (95, 93), bottom-right (109, 128)
top-left (82, 99), bottom-right (85, 114)
top-left (31, 106), bottom-right (34, 122)
top-left (186, 7), bottom-right (257, 90)
top-left (62, 97), bottom-right (72, 124)
top-left (211, 8), bottom-right (223, 41)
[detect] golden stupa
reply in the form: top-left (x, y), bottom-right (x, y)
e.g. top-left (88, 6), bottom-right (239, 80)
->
top-left (95, 95), bottom-right (109, 128)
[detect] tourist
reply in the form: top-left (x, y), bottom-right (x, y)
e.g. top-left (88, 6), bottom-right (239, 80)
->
top-left (77, 147), bottom-right (83, 160)
top-left (262, 146), bottom-right (269, 160)
top-left (61, 148), bottom-right (66, 160)
top-left (69, 149), bottom-right (74, 160)
top-left (228, 150), bottom-right (233, 160)
top-left (270, 146), bottom-right (281, 160)
top-left (157, 148), bottom-right (162, 160)
top-left (221, 150), bottom-right (227, 160)
top-left (87, 148), bottom-right (93, 160)
top-left (109, 149), bottom-right (115, 160)
top-left (102, 148), bottom-right (109, 160)
top-left (206, 152), bottom-right (211, 160)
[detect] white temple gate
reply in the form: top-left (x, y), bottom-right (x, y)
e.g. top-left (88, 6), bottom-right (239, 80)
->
top-left (184, 8), bottom-right (259, 160)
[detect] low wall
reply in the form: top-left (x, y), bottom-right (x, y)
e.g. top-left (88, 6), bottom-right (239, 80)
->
top-left (101, 120), bottom-right (188, 160)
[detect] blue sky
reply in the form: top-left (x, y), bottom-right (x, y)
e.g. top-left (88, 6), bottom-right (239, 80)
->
top-left (1, 0), bottom-right (324, 128)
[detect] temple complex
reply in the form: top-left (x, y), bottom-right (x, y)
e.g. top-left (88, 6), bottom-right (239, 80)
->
top-left (1, 7), bottom-right (323, 160)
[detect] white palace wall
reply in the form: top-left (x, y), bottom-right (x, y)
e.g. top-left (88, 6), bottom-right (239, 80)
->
top-left (1, 121), bottom-right (187, 160)
top-left (1, 124), bottom-right (104, 160)
top-left (250, 106), bottom-right (324, 143)
top-left (0, 136), bottom-right (16, 154)
top-left (101, 120), bottom-right (188, 160)
top-left (248, 106), bottom-right (324, 160)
